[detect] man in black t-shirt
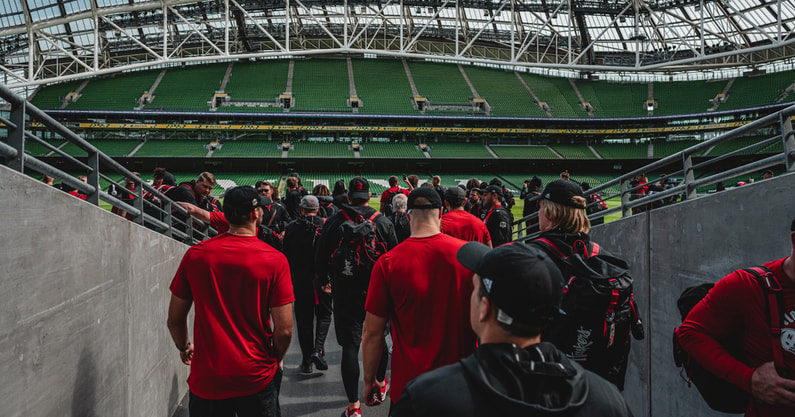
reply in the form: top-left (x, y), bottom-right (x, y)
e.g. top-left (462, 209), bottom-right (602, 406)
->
top-left (283, 195), bottom-right (332, 375)
top-left (481, 185), bottom-right (513, 247)
top-left (314, 178), bottom-right (397, 417)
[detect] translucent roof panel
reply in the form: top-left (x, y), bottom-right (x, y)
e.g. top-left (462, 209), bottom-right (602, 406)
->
top-left (0, 0), bottom-right (26, 28)
top-left (0, 0), bottom-right (792, 88)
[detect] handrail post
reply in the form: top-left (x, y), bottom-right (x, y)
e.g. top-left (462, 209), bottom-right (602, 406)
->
top-left (163, 201), bottom-right (173, 238)
top-left (86, 151), bottom-right (100, 206)
top-left (7, 101), bottom-right (26, 172)
top-left (515, 216), bottom-right (525, 240)
top-left (782, 112), bottom-right (794, 173)
top-left (134, 182), bottom-right (144, 225)
top-left (620, 178), bottom-right (631, 218)
top-left (682, 153), bottom-right (697, 200)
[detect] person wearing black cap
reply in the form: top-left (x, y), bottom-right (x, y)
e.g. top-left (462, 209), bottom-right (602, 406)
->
top-left (391, 243), bottom-right (633, 417)
top-left (531, 179), bottom-right (644, 389)
top-left (175, 195), bottom-right (283, 250)
top-left (314, 177), bottom-right (397, 417)
top-left (283, 195), bottom-right (333, 376)
top-left (534, 179), bottom-right (591, 242)
top-left (362, 187), bottom-right (478, 411)
top-left (167, 186), bottom-right (294, 417)
top-left (482, 184), bottom-right (514, 247)
top-left (441, 186), bottom-right (492, 246)
top-left (677, 219), bottom-right (795, 417)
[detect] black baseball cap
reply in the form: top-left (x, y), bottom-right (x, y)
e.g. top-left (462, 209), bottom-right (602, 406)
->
top-left (457, 242), bottom-right (564, 327)
top-left (408, 187), bottom-right (443, 210)
top-left (484, 184), bottom-right (504, 197)
top-left (444, 186), bottom-right (466, 202)
top-left (541, 180), bottom-right (587, 209)
top-left (348, 177), bottom-right (370, 200)
top-left (223, 186), bottom-right (271, 216)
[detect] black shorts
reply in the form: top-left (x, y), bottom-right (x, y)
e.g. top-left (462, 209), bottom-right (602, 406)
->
top-left (189, 368), bottom-right (282, 417)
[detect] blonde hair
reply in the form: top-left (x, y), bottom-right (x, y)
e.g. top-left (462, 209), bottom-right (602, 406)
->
top-left (540, 198), bottom-right (590, 234)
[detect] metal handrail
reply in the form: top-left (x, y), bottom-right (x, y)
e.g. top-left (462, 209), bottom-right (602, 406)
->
top-left (513, 103), bottom-right (795, 242)
top-left (0, 83), bottom-right (217, 245)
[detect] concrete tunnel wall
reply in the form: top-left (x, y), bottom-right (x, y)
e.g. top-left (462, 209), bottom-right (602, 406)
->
top-left (0, 164), bottom-right (190, 417)
top-left (590, 171), bottom-right (794, 417)
top-left (0, 161), bottom-right (793, 416)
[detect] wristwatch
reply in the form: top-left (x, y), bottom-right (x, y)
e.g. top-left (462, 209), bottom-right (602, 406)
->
top-left (178, 342), bottom-right (191, 352)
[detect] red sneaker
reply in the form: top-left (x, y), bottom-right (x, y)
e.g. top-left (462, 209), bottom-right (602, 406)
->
top-left (376, 377), bottom-right (390, 403)
top-left (341, 406), bottom-right (362, 417)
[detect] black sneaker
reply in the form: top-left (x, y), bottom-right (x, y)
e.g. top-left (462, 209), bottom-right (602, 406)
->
top-left (310, 350), bottom-right (329, 371)
top-left (300, 360), bottom-right (313, 375)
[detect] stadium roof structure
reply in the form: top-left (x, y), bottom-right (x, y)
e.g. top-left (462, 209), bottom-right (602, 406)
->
top-left (0, 0), bottom-right (794, 89)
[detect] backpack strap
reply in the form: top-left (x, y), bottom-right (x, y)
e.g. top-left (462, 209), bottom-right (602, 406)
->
top-left (368, 212), bottom-right (381, 222)
top-left (534, 238), bottom-right (567, 259)
top-left (743, 266), bottom-right (789, 379)
top-left (536, 237), bottom-right (598, 259)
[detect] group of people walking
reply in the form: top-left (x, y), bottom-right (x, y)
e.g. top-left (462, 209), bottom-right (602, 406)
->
top-left (163, 170), bottom-right (795, 417)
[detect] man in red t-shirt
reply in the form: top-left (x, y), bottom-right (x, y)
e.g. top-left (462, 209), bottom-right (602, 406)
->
top-left (167, 186), bottom-right (294, 417)
top-left (677, 219), bottom-right (795, 417)
top-left (380, 176), bottom-right (410, 215)
top-left (362, 187), bottom-right (477, 410)
top-left (441, 186), bottom-right (492, 247)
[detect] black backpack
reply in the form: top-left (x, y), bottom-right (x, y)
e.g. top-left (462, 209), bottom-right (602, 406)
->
top-left (533, 238), bottom-right (645, 391)
top-left (381, 189), bottom-right (400, 217)
top-left (672, 266), bottom-right (786, 413)
top-left (503, 187), bottom-right (515, 209)
top-left (330, 210), bottom-right (388, 284)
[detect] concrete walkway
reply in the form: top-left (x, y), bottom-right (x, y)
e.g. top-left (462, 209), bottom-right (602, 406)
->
top-left (172, 320), bottom-right (392, 417)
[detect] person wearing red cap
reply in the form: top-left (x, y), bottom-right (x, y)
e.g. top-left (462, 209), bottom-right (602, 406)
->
top-left (677, 219), bottom-right (795, 417)
top-left (167, 186), bottom-right (294, 417)
top-left (362, 187), bottom-right (477, 411)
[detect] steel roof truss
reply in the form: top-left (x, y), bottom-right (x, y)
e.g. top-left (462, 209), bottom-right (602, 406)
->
top-left (100, 14), bottom-right (164, 59)
top-left (292, 0), bottom-right (344, 48)
top-left (348, 0), bottom-right (396, 48)
top-left (573, 3), bottom-right (631, 64)
top-left (456, 0), bottom-right (504, 57)
top-left (35, 30), bottom-right (94, 72)
top-left (230, 0), bottom-right (286, 51)
top-left (513, 5), bottom-right (568, 61)
top-left (168, 5), bottom-right (226, 55)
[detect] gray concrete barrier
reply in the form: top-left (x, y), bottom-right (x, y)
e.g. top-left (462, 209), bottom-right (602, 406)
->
top-left (1, 161), bottom-right (793, 416)
top-left (591, 172), bottom-right (794, 417)
top-left (0, 164), bottom-right (190, 417)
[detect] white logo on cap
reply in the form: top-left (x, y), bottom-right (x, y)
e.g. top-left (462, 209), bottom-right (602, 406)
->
top-left (251, 198), bottom-right (257, 207)
top-left (482, 277), bottom-right (493, 293)
top-left (497, 309), bottom-right (514, 325)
